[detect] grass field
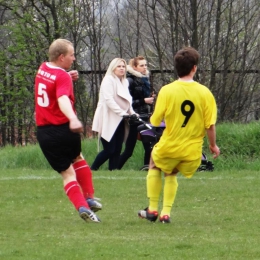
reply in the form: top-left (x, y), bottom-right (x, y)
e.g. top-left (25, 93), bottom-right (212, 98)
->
top-left (1, 122), bottom-right (260, 259)
top-left (1, 168), bottom-right (260, 260)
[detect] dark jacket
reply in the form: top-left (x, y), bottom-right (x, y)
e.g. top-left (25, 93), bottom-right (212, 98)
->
top-left (127, 65), bottom-right (151, 116)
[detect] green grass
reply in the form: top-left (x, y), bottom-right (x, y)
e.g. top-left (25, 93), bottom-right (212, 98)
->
top-left (1, 121), bottom-right (260, 171)
top-left (1, 122), bottom-right (260, 259)
top-left (0, 169), bottom-right (260, 259)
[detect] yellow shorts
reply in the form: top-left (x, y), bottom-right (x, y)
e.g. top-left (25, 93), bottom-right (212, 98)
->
top-left (151, 150), bottom-right (201, 178)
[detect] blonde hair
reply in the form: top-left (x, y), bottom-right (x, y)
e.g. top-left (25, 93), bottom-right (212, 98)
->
top-left (105, 58), bottom-right (127, 80)
top-left (48, 39), bottom-right (73, 62)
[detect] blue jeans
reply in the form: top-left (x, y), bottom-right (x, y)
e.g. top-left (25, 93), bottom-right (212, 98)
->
top-left (91, 120), bottom-right (125, 171)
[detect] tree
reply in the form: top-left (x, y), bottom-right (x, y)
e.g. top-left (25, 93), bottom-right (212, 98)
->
top-left (0, 0), bottom-right (259, 145)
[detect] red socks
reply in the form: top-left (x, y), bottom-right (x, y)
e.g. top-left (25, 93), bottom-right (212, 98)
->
top-left (73, 160), bottom-right (94, 199)
top-left (64, 160), bottom-right (95, 210)
top-left (64, 181), bottom-right (89, 210)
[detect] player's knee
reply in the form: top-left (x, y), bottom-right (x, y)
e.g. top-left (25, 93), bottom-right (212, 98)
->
top-left (73, 153), bottom-right (84, 163)
top-left (147, 168), bottom-right (161, 178)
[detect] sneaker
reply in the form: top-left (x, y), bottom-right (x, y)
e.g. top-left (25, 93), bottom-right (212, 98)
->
top-left (159, 215), bottom-right (171, 223)
top-left (87, 198), bottom-right (102, 212)
top-left (78, 207), bottom-right (101, 223)
top-left (138, 207), bottom-right (158, 222)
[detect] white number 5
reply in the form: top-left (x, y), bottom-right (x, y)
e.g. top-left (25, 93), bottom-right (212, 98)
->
top-left (37, 83), bottom-right (49, 107)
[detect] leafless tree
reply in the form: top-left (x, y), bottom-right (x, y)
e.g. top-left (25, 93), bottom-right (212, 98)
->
top-left (0, 0), bottom-right (259, 145)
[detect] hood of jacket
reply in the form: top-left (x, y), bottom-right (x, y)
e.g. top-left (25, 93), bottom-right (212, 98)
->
top-left (127, 65), bottom-right (150, 78)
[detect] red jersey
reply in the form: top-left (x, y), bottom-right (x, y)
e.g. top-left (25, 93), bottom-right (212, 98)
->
top-left (35, 62), bottom-right (75, 126)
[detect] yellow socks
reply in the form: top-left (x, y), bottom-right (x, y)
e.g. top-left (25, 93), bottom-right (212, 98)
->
top-left (146, 170), bottom-right (178, 216)
top-left (161, 175), bottom-right (178, 216)
top-left (147, 169), bottom-right (162, 211)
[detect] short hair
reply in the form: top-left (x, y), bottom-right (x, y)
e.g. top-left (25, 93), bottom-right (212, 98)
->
top-left (48, 39), bottom-right (73, 62)
top-left (129, 56), bottom-right (146, 67)
top-left (105, 58), bottom-right (127, 79)
top-left (174, 47), bottom-right (200, 77)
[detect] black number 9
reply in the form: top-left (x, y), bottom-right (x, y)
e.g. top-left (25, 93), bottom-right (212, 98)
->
top-left (181, 100), bottom-right (195, 127)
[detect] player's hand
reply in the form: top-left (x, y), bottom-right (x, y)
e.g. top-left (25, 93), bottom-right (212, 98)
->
top-left (69, 70), bottom-right (79, 81)
top-left (69, 117), bottom-right (83, 133)
top-left (209, 145), bottom-right (220, 159)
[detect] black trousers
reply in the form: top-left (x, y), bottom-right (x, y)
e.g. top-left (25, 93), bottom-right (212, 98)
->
top-left (91, 120), bottom-right (125, 171)
top-left (117, 123), bottom-right (151, 169)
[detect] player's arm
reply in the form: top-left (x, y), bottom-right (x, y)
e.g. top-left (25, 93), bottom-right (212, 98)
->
top-left (58, 95), bottom-right (83, 133)
top-left (204, 90), bottom-right (220, 158)
top-left (150, 89), bottom-right (165, 126)
top-left (206, 124), bottom-right (220, 159)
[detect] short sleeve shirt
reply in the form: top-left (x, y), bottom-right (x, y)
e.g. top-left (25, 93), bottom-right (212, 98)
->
top-left (150, 80), bottom-right (217, 160)
top-left (35, 62), bottom-right (75, 126)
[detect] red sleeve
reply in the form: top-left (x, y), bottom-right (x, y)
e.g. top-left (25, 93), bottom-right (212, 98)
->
top-left (56, 71), bottom-right (73, 98)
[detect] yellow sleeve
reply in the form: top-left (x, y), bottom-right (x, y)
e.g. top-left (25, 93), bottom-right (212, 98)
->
top-left (150, 88), bottom-right (166, 126)
top-left (204, 90), bottom-right (217, 129)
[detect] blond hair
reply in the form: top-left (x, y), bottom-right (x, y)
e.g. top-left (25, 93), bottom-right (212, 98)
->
top-left (105, 58), bottom-right (127, 79)
top-left (48, 39), bottom-right (73, 62)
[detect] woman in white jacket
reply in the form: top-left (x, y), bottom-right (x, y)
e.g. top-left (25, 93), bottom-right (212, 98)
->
top-left (91, 58), bottom-right (136, 171)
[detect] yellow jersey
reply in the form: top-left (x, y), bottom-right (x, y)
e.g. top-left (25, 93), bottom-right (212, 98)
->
top-left (151, 80), bottom-right (217, 160)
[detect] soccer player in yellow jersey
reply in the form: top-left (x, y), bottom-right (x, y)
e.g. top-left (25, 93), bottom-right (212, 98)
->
top-left (138, 47), bottom-right (220, 223)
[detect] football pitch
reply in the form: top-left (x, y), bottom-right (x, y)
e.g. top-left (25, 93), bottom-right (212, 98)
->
top-left (0, 168), bottom-right (259, 260)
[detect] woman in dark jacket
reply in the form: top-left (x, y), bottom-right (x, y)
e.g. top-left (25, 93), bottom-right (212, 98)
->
top-left (117, 56), bottom-right (155, 169)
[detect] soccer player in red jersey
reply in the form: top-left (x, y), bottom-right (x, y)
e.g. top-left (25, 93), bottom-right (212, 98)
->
top-left (35, 39), bottom-right (101, 223)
